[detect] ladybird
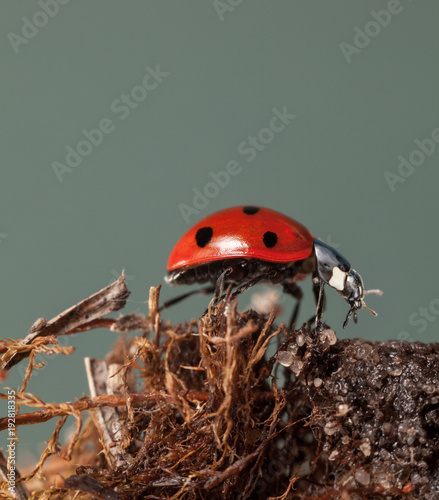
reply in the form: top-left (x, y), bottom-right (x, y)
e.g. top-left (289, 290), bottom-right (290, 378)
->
top-left (165, 206), bottom-right (380, 328)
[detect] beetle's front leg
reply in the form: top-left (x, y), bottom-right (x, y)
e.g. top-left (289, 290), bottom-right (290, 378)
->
top-left (213, 267), bottom-right (233, 304)
top-left (312, 275), bottom-right (326, 328)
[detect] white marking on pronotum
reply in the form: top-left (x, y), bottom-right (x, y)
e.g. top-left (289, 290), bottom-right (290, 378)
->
top-left (329, 267), bottom-right (347, 291)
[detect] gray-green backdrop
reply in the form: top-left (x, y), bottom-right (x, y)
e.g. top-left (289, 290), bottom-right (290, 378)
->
top-left (1, 1), bottom-right (439, 464)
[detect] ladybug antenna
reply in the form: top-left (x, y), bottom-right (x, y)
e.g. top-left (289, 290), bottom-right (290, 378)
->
top-left (360, 288), bottom-right (382, 317)
top-left (360, 300), bottom-right (378, 317)
top-left (344, 294), bottom-right (380, 328)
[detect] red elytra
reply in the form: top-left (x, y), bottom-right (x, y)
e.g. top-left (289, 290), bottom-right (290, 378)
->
top-left (165, 205), bottom-right (381, 328)
top-left (167, 206), bottom-right (314, 271)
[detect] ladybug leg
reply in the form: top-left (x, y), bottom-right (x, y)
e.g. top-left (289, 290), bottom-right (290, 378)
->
top-left (229, 272), bottom-right (276, 301)
top-left (212, 267), bottom-right (234, 304)
top-left (215, 272), bottom-right (273, 304)
top-left (312, 277), bottom-right (326, 328)
top-left (159, 285), bottom-right (215, 311)
top-left (343, 306), bottom-right (358, 329)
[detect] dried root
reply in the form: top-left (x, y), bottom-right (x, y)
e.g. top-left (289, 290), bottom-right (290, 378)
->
top-left (1, 276), bottom-right (439, 499)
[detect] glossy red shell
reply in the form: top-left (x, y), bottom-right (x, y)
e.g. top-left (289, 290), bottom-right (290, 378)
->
top-left (167, 206), bottom-right (314, 271)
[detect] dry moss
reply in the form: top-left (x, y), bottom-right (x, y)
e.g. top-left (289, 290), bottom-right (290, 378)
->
top-left (1, 277), bottom-right (439, 499)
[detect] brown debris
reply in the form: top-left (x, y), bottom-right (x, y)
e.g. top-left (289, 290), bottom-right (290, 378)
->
top-left (1, 280), bottom-right (439, 499)
top-left (64, 474), bottom-right (121, 499)
top-left (0, 273), bottom-right (129, 371)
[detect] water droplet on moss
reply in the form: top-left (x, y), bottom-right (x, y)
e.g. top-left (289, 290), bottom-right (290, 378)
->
top-left (387, 365), bottom-right (403, 376)
top-left (336, 404), bottom-right (349, 416)
top-left (354, 468), bottom-right (370, 485)
top-left (291, 359), bottom-right (304, 375)
top-left (319, 328), bottom-right (337, 345)
top-left (313, 377), bottom-right (323, 388)
top-left (359, 441), bottom-right (371, 456)
top-left (324, 421), bottom-right (339, 436)
top-left (296, 333), bottom-right (305, 346)
top-left (277, 350), bottom-right (293, 367)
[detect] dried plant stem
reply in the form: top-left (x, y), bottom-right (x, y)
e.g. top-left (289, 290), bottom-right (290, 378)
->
top-left (0, 273), bottom-right (129, 371)
top-left (0, 390), bottom-right (210, 432)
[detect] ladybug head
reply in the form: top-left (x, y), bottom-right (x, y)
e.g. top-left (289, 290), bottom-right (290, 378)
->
top-left (341, 270), bottom-right (382, 327)
top-left (341, 269), bottom-right (364, 327)
top-left (313, 239), bottom-right (379, 328)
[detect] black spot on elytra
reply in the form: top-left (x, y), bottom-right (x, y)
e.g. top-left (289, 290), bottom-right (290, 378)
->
top-left (195, 227), bottom-right (213, 248)
top-left (243, 206), bottom-right (260, 215)
top-left (263, 231), bottom-right (278, 248)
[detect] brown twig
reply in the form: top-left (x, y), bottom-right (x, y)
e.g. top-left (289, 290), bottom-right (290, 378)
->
top-left (84, 357), bottom-right (126, 468)
top-left (148, 285), bottom-right (162, 344)
top-left (0, 274), bottom-right (129, 371)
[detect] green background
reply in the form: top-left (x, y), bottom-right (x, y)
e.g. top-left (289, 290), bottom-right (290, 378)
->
top-left (1, 1), bottom-right (439, 464)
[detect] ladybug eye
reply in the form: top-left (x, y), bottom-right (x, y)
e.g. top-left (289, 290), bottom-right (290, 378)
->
top-left (195, 227), bottom-right (213, 248)
top-left (263, 231), bottom-right (278, 248)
